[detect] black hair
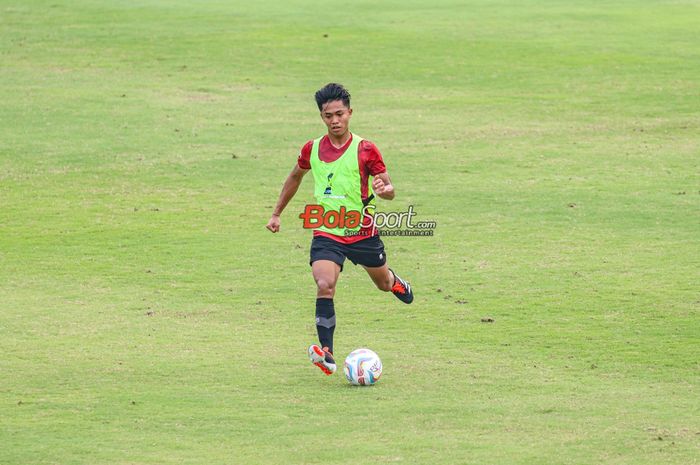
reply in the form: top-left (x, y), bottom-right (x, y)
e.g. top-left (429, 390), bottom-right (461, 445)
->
top-left (314, 83), bottom-right (351, 111)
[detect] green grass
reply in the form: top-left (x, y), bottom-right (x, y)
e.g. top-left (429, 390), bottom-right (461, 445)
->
top-left (1, 1), bottom-right (699, 464)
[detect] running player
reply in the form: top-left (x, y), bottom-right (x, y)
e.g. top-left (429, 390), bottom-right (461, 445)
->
top-left (266, 83), bottom-right (413, 375)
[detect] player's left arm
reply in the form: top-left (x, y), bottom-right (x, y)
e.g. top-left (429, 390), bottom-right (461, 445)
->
top-left (372, 172), bottom-right (395, 200)
top-left (364, 140), bottom-right (394, 200)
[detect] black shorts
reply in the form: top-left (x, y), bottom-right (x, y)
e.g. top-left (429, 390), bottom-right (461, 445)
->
top-left (310, 235), bottom-right (387, 271)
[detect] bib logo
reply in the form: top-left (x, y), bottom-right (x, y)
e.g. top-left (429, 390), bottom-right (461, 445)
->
top-left (323, 173), bottom-right (333, 195)
top-left (299, 204), bottom-right (437, 237)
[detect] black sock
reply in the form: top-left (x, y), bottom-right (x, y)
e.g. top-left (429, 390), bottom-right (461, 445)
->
top-left (315, 298), bottom-right (335, 353)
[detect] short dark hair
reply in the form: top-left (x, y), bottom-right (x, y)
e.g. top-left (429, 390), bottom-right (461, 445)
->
top-left (315, 83), bottom-right (351, 111)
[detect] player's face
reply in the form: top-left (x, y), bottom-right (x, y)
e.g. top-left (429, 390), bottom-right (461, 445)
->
top-left (320, 100), bottom-right (352, 138)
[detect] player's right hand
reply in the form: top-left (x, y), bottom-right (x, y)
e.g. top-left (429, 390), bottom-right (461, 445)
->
top-left (266, 215), bottom-right (280, 233)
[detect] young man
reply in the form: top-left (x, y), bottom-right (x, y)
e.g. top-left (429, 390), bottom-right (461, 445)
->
top-left (265, 83), bottom-right (413, 376)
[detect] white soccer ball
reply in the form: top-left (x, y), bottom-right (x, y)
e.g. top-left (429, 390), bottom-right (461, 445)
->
top-left (344, 348), bottom-right (383, 386)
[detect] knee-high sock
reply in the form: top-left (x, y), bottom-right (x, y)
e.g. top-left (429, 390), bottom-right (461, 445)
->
top-left (315, 298), bottom-right (336, 353)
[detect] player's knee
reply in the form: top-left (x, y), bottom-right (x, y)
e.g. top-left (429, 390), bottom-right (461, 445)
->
top-left (316, 278), bottom-right (335, 296)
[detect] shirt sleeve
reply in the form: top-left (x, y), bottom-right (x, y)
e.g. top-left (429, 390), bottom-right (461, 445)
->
top-left (360, 140), bottom-right (387, 176)
top-left (297, 140), bottom-right (313, 170)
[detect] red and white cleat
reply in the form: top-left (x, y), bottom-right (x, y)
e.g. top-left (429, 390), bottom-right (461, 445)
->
top-left (308, 344), bottom-right (336, 375)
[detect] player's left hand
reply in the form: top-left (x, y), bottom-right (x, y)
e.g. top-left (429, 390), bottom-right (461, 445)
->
top-left (372, 177), bottom-right (394, 197)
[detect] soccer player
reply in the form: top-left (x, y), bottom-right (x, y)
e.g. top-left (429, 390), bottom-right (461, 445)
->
top-left (266, 83), bottom-right (413, 376)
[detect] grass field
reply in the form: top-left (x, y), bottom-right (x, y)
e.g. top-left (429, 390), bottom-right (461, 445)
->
top-left (1, 1), bottom-right (699, 464)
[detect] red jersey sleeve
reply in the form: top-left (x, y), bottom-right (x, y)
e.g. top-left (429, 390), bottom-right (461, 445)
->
top-left (359, 140), bottom-right (386, 175)
top-left (297, 140), bottom-right (313, 170)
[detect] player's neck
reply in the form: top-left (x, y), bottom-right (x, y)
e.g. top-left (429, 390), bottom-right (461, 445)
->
top-left (327, 130), bottom-right (351, 149)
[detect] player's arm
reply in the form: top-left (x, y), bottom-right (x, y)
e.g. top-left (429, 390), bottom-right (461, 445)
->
top-left (266, 164), bottom-right (309, 233)
top-left (372, 171), bottom-right (395, 200)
